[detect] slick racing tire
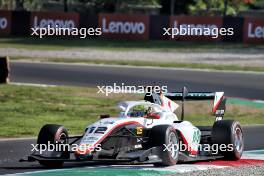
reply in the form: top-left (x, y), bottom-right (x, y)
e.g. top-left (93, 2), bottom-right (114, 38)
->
top-left (149, 125), bottom-right (179, 166)
top-left (37, 124), bottom-right (69, 167)
top-left (212, 120), bottom-right (244, 160)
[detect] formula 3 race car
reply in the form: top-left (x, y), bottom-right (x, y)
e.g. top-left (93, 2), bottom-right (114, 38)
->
top-left (20, 87), bottom-right (244, 167)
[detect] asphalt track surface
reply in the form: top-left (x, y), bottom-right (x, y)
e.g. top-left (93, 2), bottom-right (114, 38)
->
top-left (10, 61), bottom-right (264, 100)
top-left (0, 125), bottom-right (263, 175)
top-left (1, 61), bottom-right (263, 174)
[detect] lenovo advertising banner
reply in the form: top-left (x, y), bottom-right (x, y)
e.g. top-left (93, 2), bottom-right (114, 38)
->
top-left (169, 16), bottom-right (223, 41)
top-left (0, 11), bottom-right (11, 37)
top-left (30, 11), bottom-right (79, 28)
top-left (99, 13), bottom-right (149, 40)
top-left (243, 17), bottom-right (264, 44)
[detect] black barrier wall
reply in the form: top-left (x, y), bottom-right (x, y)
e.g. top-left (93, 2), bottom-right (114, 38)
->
top-left (0, 10), bottom-right (263, 43)
top-left (149, 15), bottom-right (169, 40)
top-left (79, 13), bottom-right (98, 29)
top-left (11, 11), bottom-right (30, 36)
top-left (222, 17), bottom-right (244, 42)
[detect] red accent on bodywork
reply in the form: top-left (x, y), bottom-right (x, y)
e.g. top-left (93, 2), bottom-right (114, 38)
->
top-left (147, 113), bottom-right (161, 119)
top-left (168, 101), bottom-right (171, 110)
top-left (212, 96), bottom-right (223, 114)
top-left (179, 132), bottom-right (198, 155)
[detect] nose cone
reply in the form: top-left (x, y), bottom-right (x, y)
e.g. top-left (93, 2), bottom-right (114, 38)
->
top-left (74, 146), bottom-right (92, 160)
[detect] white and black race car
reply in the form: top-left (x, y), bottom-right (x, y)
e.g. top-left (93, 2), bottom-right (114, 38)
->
top-left (21, 87), bottom-right (244, 167)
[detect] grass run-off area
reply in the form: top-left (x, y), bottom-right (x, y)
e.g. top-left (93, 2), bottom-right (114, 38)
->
top-left (13, 57), bottom-right (264, 72)
top-left (0, 84), bottom-right (263, 137)
top-left (0, 37), bottom-right (263, 52)
top-left (1, 37), bottom-right (264, 72)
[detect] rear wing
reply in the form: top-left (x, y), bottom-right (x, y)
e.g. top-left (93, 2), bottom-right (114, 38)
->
top-left (164, 92), bottom-right (226, 120)
top-left (165, 92), bottom-right (215, 100)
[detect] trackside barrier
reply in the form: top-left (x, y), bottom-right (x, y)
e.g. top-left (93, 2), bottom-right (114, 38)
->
top-left (98, 13), bottom-right (149, 40)
top-left (0, 10), bottom-right (12, 36)
top-left (0, 10), bottom-right (263, 43)
top-left (243, 16), bottom-right (264, 44)
top-left (0, 56), bottom-right (10, 84)
top-left (149, 15), bottom-right (169, 40)
top-left (11, 11), bottom-right (30, 35)
top-left (169, 16), bottom-right (223, 41)
top-left (30, 11), bottom-right (79, 29)
top-left (222, 17), bottom-right (244, 42)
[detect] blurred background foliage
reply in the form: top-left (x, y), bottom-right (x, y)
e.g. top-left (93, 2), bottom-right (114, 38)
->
top-left (0, 0), bottom-right (263, 16)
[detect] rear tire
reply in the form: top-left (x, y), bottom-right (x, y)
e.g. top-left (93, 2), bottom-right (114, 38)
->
top-left (148, 125), bottom-right (179, 166)
top-left (37, 124), bottom-right (69, 167)
top-left (212, 120), bottom-right (244, 160)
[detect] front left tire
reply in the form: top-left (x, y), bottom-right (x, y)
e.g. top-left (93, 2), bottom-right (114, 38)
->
top-left (148, 125), bottom-right (179, 166)
top-left (37, 124), bottom-right (69, 167)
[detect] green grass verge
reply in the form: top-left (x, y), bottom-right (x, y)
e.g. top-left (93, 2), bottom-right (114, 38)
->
top-left (0, 37), bottom-right (263, 52)
top-left (0, 84), bottom-right (138, 137)
top-left (2, 37), bottom-right (264, 72)
top-left (0, 84), bottom-right (263, 137)
top-left (228, 98), bottom-right (264, 108)
top-left (13, 57), bottom-right (264, 72)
